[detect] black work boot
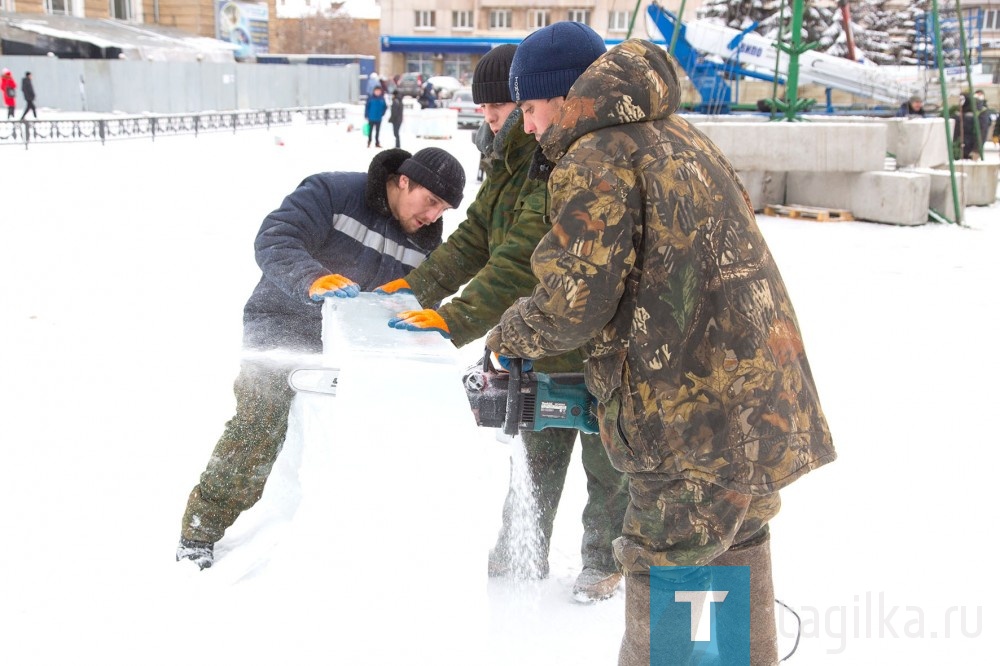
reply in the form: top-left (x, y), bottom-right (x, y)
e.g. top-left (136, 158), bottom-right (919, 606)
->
top-left (176, 537), bottom-right (214, 570)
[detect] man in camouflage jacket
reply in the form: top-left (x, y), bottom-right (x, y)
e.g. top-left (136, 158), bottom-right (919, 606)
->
top-left (488, 24), bottom-right (836, 665)
top-left (379, 44), bottom-right (628, 602)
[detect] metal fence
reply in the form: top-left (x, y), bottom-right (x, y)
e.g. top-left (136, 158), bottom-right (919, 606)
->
top-left (0, 105), bottom-right (348, 148)
top-left (0, 55), bottom-right (359, 114)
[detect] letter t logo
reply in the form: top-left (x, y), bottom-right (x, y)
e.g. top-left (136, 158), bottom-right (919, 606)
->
top-left (675, 591), bottom-right (729, 641)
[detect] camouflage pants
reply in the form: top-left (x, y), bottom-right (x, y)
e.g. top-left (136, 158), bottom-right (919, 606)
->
top-left (613, 473), bottom-right (781, 574)
top-left (492, 428), bottom-right (629, 573)
top-left (598, 391), bottom-right (781, 574)
top-left (180, 360), bottom-right (296, 544)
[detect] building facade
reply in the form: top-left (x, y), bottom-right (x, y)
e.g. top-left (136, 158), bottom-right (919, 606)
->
top-left (377, 0), bottom-right (998, 85)
top-left (377, 0), bottom-right (690, 81)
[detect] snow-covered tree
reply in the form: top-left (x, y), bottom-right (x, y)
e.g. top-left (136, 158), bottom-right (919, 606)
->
top-left (696, 0), bottom-right (975, 67)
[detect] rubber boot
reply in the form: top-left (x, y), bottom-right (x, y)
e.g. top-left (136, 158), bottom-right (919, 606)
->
top-left (713, 531), bottom-right (779, 666)
top-left (619, 572), bottom-right (702, 665)
top-left (618, 574), bottom-right (651, 666)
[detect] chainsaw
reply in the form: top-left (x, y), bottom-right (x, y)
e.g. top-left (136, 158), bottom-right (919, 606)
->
top-left (462, 352), bottom-right (598, 436)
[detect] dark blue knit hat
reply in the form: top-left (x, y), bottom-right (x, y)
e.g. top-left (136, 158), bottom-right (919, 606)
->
top-left (509, 22), bottom-right (607, 104)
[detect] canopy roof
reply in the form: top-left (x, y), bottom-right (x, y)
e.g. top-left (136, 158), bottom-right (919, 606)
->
top-left (0, 12), bottom-right (238, 62)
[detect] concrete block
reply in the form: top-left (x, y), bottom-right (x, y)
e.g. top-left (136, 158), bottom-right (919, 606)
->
top-left (695, 121), bottom-right (887, 173)
top-left (881, 118), bottom-right (953, 168)
top-left (913, 168), bottom-right (967, 220)
top-left (787, 171), bottom-right (931, 225)
top-left (737, 171), bottom-right (787, 212)
top-left (946, 160), bottom-right (1000, 206)
top-left (409, 108), bottom-right (457, 139)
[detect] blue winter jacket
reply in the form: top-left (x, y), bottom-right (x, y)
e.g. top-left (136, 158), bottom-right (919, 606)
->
top-left (243, 149), bottom-right (442, 352)
top-left (365, 94), bottom-right (388, 123)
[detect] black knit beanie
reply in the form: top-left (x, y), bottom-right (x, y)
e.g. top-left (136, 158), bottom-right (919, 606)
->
top-left (472, 44), bottom-right (517, 105)
top-left (509, 21), bottom-right (607, 103)
top-left (398, 147), bottom-right (466, 208)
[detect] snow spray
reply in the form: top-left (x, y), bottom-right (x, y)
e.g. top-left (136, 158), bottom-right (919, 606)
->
top-left (500, 435), bottom-right (545, 582)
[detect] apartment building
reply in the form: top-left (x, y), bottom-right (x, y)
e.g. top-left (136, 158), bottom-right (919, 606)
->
top-left (377, 1), bottom-right (998, 84)
top-left (377, 0), bottom-right (694, 81)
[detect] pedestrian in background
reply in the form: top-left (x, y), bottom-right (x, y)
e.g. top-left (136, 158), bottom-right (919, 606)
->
top-left (489, 22), bottom-right (835, 665)
top-left (895, 95), bottom-right (925, 118)
top-left (954, 91), bottom-right (992, 160)
top-left (364, 85), bottom-right (388, 149)
top-left (20, 71), bottom-right (37, 120)
top-left (389, 91), bottom-right (403, 149)
top-left (1, 68), bottom-right (16, 119)
top-left (365, 71), bottom-right (379, 97)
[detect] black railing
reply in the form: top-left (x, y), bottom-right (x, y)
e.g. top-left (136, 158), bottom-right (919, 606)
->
top-left (0, 106), bottom-right (348, 149)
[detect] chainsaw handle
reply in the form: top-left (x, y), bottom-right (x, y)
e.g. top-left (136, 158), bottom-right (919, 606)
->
top-left (503, 357), bottom-right (523, 436)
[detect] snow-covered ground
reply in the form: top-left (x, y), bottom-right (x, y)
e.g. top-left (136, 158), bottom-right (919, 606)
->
top-left (1, 112), bottom-right (996, 665)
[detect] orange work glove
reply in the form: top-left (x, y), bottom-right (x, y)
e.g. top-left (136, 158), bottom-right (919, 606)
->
top-left (309, 274), bottom-right (360, 300)
top-left (374, 278), bottom-right (412, 295)
top-left (387, 309), bottom-right (450, 338)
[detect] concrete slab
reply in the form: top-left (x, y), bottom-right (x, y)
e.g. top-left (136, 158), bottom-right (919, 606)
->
top-left (880, 118), bottom-right (953, 168)
top-left (786, 171), bottom-right (931, 225)
top-left (695, 121), bottom-right (887, 172)
top-left (737, 170), bottom-right (787, 212)
top-left (940, 160), bottom-right (1000, 206)
top-left (912, 168), bottom-right (968, 220)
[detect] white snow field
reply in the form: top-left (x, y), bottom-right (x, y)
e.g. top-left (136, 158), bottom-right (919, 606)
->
top-left (1, 115), bottom-right (997, 665)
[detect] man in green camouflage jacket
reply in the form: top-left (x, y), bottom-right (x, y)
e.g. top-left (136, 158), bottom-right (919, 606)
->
top-left (488, 23), bottom-right (836, 665)
top-left (377, 45), bottom-right (629, 602)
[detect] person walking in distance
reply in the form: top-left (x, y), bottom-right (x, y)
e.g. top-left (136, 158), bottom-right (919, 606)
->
top-left (364, 85), bottom-right (388, 149)
top-left (1, 69), bottom-right (17, 119)
top-left (20, 72), bottom-right (37, 121)
top-left (389, 91), bottom-right (404, 149)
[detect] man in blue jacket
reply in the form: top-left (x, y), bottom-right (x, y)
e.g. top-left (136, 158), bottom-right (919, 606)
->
top-left (364, 85), bottom-right (388, 148)
top-left (177, 147), bottom-right (466, 569)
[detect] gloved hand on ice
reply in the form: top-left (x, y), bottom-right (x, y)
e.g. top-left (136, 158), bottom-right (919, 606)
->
top-left (374, 278), bottom-right (412, 295)
top-left (387, 309), bottom-right (450, 338)
top-left (309, 274), bottom-right (360, 300)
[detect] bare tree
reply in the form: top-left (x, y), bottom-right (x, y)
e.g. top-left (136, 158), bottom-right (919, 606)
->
top-left (274, 6), bottom-right (379, 56)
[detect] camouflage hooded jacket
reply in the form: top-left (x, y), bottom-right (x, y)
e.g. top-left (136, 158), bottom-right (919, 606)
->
top-left (488, 40), bottom-right (835, 494)
top-left (405, 110), bottom-right (583, 373)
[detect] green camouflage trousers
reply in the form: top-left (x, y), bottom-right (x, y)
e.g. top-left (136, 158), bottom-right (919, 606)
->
top-left (613, 474), bottom-right (781, 574)
top-left (492, 428), bottom-right (630, 573)
top-left (181, 360), bottom-right (295, 544)
top-left (600, 393), bottom-right (781, 574)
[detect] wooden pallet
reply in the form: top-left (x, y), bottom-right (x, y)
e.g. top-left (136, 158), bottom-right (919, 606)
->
top-left (763, 203), bottom-right (854, 222)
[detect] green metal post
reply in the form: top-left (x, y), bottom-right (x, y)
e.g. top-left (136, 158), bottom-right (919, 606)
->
top-left (669, 0), bottom-right (688, 57)
top-left (626, 0), bottom-right (642, 39)
top-left (767, 0), bottom-right (789, 120)
top-left (771, 0), bottom-right (819, 122)
top-left (932, 0), bottom-right (961, 225)
top-left (783, 0), bottom-right (804, 121)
